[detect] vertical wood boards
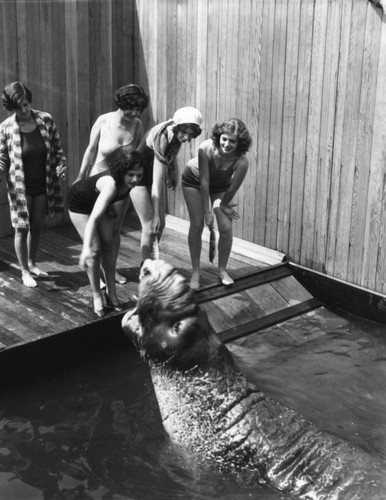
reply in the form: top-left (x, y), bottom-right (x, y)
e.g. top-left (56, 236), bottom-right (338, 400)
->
top-left (276, 0), bottom-right (300, 254)
top-left (1, 0), bottom-right (386, 296)
top-left (288, 0), bottom-right (314, 262)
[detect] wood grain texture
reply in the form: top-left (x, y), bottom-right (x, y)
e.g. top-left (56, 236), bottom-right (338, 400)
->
top-left (0, 0), bottom-right (385, 296)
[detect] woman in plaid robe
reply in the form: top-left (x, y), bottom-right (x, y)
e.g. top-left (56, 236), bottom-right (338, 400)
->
top-left (0, 81), bottom-right (67, 287)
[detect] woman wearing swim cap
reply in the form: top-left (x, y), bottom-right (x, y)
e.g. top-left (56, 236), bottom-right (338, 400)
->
top-left (131, 106), bottom-right (202, 262)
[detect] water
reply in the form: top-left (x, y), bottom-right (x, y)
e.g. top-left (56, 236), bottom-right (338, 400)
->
top-left (0, 307), bottom-right (385, 499)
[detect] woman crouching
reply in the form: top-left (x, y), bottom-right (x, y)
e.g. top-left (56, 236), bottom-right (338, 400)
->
top-left (68, 151), bottom-right (145, 317)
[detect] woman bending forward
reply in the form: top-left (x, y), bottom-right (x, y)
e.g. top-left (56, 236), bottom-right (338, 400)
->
top-left (182, 118), bottom-right (252, 289)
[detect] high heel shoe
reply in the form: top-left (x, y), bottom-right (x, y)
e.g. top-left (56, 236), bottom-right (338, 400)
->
top-left (92, 298), bottom-right (106, 318)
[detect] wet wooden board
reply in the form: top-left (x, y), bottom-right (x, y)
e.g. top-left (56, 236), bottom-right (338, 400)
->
top-left (0, 212), bottom-right (273, 351)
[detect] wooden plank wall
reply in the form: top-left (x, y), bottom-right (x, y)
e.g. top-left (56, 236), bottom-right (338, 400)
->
top-left (134, 0), bottom-right (386, 295)
top-left (0, 0), bottom-right (138, 233)
top-left (0, 0), bottom-right (385, 296)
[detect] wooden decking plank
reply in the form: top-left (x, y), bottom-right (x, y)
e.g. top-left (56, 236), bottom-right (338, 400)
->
top-left (0, 267), bottom-right (92, 325)
top-left (270, 274), bottom-right (314, 303)
top-left (243, 283), bottom-right (292, 315)
top-left (194, 262), bottom-right (292, 303)
top-left (0, 215), bottom-right (320, 352)
top-left (0, 292), bottom-right (55, 335)
top-left (0, 310), bottom-right (34, 343)
top-left (219, 298), bottom-right (322, 343)
top-left (202, 291), bottom-right (266, 333)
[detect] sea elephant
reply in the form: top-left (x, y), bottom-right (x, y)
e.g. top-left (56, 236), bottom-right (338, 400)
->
top-left (121, 259), bottom-right (386, 500)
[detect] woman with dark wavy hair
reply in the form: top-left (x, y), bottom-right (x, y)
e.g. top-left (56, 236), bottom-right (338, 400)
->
top-left (132, 106), bottom-right (202, 262)
top-left (182, 118), bottom-right (252, 289)
top-left (74, 83), bottom-right (149, 284)
top-left (0, 81), bottom-right (68, 288)
top-left (68, 151), bottom-right (145, 317)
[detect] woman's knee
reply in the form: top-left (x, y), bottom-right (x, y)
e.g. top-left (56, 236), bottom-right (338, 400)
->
top-left (100, 237), bottom-right (113, 254)
top-left (189, 221), bottom-right (204, 236)
top-left (216, 218), bottom-right (232, 237)
top-left (14, 227), bottom-right (28, 241)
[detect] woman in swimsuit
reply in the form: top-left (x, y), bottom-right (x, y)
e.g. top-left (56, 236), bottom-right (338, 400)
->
top-left (74, 84), bottom-right (149, 284)
top-left (182, 118), bottom-right (252, 289)
top-left (69, 151), bottom-right (145, 317)
top-left (0, 81), bottom-right (68, 288)
top-left (131, 106), bottom-right (202, 261)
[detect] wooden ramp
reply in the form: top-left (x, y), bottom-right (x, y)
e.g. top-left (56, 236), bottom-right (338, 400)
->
top-left (196, 263), bottom-right (322, 343)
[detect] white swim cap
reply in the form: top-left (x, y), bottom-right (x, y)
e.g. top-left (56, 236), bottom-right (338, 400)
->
top-left (172, 106), bottom-right (202, 127)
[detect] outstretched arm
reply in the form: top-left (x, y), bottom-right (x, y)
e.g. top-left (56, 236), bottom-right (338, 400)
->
top-left (198, 146), bottom-right (213, 227)
top-left (217, 157), bottom-right (249, 219)
top-left (79, 177), bottom-right (117, 269)
top-left (151, 133), bottom-right (169, 233)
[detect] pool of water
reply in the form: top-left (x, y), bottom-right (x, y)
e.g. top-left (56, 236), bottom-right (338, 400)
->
top-left (0, 307), bottom-right (385, 499)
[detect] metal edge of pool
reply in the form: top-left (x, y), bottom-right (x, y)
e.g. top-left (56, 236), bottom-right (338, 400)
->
top-left (290, 262), bottom-right (386, 325)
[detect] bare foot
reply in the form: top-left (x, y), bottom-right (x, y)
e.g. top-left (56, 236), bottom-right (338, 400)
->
top-left (22, 273), bottom-right (38, 288)
top-left (189, 272), bottom-right (201, 290)
top-left (217, 270), bottom-right (234, 286)
top-left (30, 266), bottom-right (49, 278)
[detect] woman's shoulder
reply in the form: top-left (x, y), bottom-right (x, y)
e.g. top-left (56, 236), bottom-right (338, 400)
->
top-left (33, 109), bottom-right (53, 121)
top-left (234, 154), bottom-right (249, 169)
top-left (0, 115), bottom-right (14, 129)
top-left (96, 112), bottom-right (115, 125)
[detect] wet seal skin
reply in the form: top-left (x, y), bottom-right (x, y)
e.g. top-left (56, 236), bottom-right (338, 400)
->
top-left (122, 259), bottom-right (386, 500)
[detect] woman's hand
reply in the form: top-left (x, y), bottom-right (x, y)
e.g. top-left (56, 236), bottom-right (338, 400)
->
top-left (79, 248), bottom-right (95, 270)
top-left (205, 211), bottom-right (214, 227)
top-left (220, 203), bottom-right (240, 220)
top-left (56, 164), bottom-right (68, 181)
top-left (152, 214), bottom-right (161, 234)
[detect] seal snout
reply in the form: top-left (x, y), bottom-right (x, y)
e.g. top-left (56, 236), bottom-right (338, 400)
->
top-left (121, 307), bottom-right (143, 348)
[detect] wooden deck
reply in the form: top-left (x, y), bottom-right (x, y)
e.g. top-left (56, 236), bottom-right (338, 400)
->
top-left (0, 210), bottom-right (323, 353)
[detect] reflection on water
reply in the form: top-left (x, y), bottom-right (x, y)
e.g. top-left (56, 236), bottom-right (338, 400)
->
top-left (0, 307), bottom-right (385, 499)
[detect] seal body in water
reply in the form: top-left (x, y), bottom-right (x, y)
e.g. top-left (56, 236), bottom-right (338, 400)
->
top-left (122, 259), bottom-right (386, 500)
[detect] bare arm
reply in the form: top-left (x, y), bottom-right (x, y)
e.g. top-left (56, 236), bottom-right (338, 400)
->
top-left (198, 146), bottom-right (213, 227)
top-left (74, 116), bottom-right (103, 183)
top-left (220, 156), bottom-right (249, 207)
top-left (213, 157), bottom-right (249, 220)
top-left (151, 133), bottom-right (169, 232)
top-left (79, 176), bottom-right (117, 269)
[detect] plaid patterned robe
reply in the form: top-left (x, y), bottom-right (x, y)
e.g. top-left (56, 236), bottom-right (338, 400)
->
top-left (0, 109), bottom-right (67, 229)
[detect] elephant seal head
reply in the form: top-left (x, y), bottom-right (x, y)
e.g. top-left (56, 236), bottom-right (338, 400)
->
top-left (122, 259), bottom-right (233, 371)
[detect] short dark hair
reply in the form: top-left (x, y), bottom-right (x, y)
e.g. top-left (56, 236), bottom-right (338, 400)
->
top-left (110, 150), bottom-right (146, 185)
top-left (172, 123), bottom-right (202, 139)
top-left (212, 118), bottom-right (252, 155)
top-left (1, 81), bottom-right (32, 111)
top-left (114, 84), bottom-right (149, 111)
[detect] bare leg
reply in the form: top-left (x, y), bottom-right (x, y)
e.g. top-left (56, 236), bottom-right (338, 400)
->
top-left (27, 193), bottom-right (49, 277)
top-left (14, 227), bottom-right (37, 287)
top-left (130, 186), bottom-right (154, 261)
top-left (182, 185), bottom-right (204, 289)
top-left (157, 180), bottom-right (166, 242)
top-left (99, 214), bottom-right (121, 308)
top-left (213, 200), bottom-right (234, 285)
top-left (111, 197), bottom-right (132, 283)
top-left (69, 211), bottom-right (105, 314)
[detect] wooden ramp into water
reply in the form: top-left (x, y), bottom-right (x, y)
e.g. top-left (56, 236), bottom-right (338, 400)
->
top-left (0, 211), bottom-right (323, 353)
top-left (196, 264), bottom-right (321, 343)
